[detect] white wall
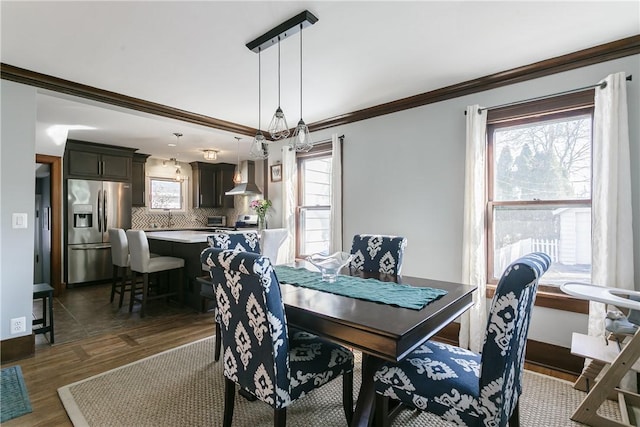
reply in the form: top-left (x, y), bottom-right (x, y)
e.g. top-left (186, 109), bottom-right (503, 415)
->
top-left (1, 80), bottom-right (37, 340)
top-left (267, 55), bottom-right (640, 347)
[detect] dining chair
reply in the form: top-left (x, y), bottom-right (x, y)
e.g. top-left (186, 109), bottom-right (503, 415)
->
top-left (126, 230), bottom-right (185, 317)
top-left (207, 230), bottom-right (261, 252)
top-left (260, 228), bottom-right (288, 265)
top-left (349, 234), bottom-right (408, 275)
top-left (201, 248), bottom-right (355, 427)
top-left (373, 252), bottom-right (551, 427)
top-left (202, 231), bottom-right (262, 361)
top-left (108, 228), bottom-right (132, 309)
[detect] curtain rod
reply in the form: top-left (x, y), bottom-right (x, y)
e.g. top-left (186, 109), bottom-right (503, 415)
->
top-left (464, 74), bottom-right (632, 115)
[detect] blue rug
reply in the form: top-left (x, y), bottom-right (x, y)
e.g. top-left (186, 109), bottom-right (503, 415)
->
top-left (1, 365), bottom-right (32, 422)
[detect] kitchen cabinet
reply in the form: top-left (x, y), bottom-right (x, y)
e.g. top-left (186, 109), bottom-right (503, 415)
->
top-left (190, 162), bottom-right (235, 208)
top-left (65, 140), bottom-right (136, 181)
top-left (132, 153), bottom-right (150, 207)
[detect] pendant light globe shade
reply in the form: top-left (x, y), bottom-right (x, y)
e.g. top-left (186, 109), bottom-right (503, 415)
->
top-left (249, 131), bottom-right (269, 160)
top-left (268, 107), bottom-right (289, 140)
top-left (289, 119), bottom-right (312, 152)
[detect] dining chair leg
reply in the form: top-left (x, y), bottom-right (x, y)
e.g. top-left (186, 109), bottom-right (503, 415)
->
top-left (509, 400), bottom-right (520, 427)
top-left (274, 407), bottom-right (286, 427)
top-left (223, 378), bottom-right (235, 427)
top-left (214, 321), bottom-right (221, 362)
top-left (141, 272), bottom-right (149, 318)
top-left (343, 370), bottom-right (354, 425)
top-left (374, 394), bottom-right (390, 427)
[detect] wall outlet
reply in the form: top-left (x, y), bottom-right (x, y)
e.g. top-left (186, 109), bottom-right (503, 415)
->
top-left (10, 317), bottom-right (27, 334)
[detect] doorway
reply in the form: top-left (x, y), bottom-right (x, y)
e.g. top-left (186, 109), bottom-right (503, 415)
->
top-left (35, 154), bottom-right (62, 296)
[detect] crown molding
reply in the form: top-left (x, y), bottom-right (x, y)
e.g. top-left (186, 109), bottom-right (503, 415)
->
top-left (2, 35), bottom-right (639, 136)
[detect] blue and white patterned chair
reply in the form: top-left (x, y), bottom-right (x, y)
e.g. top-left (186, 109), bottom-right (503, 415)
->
top-left (201, 248), bottom-right (355, 427)
top-left (207, 231), bottom-right (261, 252)
top-left (373, 252), bottom-right (551, 427)
top-left (349, 234), bottom-right (407, 275)
top-left (202, 231), bottom-right (261, 362)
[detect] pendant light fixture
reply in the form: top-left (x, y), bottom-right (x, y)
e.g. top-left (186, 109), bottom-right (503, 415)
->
top-left (233, 137), bottom-right (243, 184)
top-left (267, 37), bottom-right (289, 140)
top-left (172, 132), bottom-right (184, 182)
top-left (249, 48), bottom-right (269, 160)
top-left (288, 24), bottom-right (313, 153)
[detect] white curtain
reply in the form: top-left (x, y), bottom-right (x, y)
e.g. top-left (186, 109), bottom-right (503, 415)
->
top-left (589, 71), bottom-right (635, 337)
top-left (329, 134), bottom-right (343, 253)
top-left (281, 146), bottom-right (298, 264)
top-left (459, 104), bottom-right (488, 353)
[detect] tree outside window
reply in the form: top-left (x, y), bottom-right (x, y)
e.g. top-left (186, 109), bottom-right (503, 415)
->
top-left (488, 107), bottom-right (593, 287)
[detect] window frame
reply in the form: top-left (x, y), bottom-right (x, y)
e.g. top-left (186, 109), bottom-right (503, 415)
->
top-left (296, 142), bottom-right (333, 258)
top-left (485, 90), bottom-right (595, 314)
top-left (147, 176), bottom-right (186, 212)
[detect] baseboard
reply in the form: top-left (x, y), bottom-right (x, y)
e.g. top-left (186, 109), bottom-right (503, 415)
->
top-left (1, 333), bottom-right (35, 363)
top-left (434, 323), bottom-right (583, 376)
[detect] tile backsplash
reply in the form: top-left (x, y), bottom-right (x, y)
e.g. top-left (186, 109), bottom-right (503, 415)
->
top-left (132, 199), bottom-right (250, 230)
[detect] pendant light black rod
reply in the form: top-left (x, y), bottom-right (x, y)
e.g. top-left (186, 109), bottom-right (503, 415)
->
top-left (299, 24), bottom-right (303, 118)
top-left (258, 48), bottom-right (262, 128)
top-left (246, 10), bottom-right (318, 53)
top-left (277, 37), bottom-right (281, 107)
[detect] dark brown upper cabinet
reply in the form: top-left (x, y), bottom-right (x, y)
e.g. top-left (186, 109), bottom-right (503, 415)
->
top-left (191, 162), bottom-right (236, 208)
top-left (64, 140), bottom-right (136, 182)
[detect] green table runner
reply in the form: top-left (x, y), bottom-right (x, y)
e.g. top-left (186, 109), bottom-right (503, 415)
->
top-left (274, 266), bottom-right (447, 310)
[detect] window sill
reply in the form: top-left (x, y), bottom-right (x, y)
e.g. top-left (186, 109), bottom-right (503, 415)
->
top-left (486, 284), bottom-right (588, 314)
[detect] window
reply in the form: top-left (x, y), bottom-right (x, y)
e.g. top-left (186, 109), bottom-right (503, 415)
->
top-left (487, 93), bottom-right (593, 288)
top-left (149, 177), bottom-right (183, 210)
top-left (297, 144), bottom-right (332, 257)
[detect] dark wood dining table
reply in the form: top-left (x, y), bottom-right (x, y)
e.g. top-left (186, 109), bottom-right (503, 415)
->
top-left (279, 263), bottom-right (476, 427)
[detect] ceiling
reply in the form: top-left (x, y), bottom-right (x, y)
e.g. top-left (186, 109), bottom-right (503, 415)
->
top-left (2, 1), bottom-right (639, 163)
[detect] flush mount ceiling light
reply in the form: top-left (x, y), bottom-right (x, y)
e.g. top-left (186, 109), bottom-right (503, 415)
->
top-left (246, 10), bottom-right (318, 149)
top-left (203, 149), bottom-right (218, 161)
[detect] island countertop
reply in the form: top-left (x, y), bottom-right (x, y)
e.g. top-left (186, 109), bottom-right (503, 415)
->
top-left (145, 230), bottom-right (212, 244)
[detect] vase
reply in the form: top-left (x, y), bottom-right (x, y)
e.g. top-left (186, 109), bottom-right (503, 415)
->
top-left (258, 215), bottom-right (266, 230)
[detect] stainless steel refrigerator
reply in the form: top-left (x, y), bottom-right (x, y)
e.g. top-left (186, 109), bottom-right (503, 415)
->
top-left (66, 179), bottom-right (131, 284)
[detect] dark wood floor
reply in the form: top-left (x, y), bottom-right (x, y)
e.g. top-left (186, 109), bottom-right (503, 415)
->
top-left (3, 283), bottom-right (214, 427)
top-left (3, 283), bottom-right (576, 426)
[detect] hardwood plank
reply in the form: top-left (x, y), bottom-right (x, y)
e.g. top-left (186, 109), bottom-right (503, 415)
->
top-left (1, 312), bottom-right (215, 427)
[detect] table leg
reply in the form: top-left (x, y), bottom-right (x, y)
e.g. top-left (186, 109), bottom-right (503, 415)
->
top-left (572, 329), bottom-right (640, 426)
top-left (352, 354), bottom-right (384, 427)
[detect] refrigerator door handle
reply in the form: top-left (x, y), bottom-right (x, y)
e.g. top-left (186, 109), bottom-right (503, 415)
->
top-left (103, 189), bottom-right (108, 230)
top-left (70, 245), bottom-right (111, 250)
top-left (97, 189), bottom-right (102, 232)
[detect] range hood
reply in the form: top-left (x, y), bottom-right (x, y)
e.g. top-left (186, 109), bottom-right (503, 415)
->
top-left (225, 160), bottom-right (263, 196)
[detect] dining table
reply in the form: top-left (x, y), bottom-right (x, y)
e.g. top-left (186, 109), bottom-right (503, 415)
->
top-left (277, 261), bottom-right (477, 427)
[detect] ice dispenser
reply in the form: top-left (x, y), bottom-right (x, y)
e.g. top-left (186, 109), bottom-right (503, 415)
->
top-left (73, 204), bottom-right (93, 228)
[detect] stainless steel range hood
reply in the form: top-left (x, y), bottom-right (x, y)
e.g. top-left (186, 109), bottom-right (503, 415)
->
top-left (225, 160), bottom-right (262, 196)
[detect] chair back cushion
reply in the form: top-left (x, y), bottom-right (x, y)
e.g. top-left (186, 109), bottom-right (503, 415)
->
top-left (207, 231), bottom-right (261, 253)
top-left (108, 228), bottom-right (128, 267)
top-left (260, 228), bottom-right (288, 265)
top-left (125, 230), bottom-right (151, 273)
top-left (201, 248), bottom-right (291, 407)
top-left (479, 252), bottom-right (551, 426)
top-left (349, 234), bottom-right (407, 275)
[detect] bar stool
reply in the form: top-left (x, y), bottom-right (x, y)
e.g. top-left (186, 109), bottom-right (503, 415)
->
top-left (108, 228), bottom-right (134, 309)
top-left (126, 230), bottom-right (185, 317)
top-left (33, 283), bottom-right (54, 343)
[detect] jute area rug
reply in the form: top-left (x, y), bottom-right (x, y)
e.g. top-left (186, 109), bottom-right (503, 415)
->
top-left (58, 336), bottom-right (621, 427)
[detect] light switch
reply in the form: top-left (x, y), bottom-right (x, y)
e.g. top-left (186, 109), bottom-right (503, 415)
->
top-left (12, 213), bottom-right (27, 229)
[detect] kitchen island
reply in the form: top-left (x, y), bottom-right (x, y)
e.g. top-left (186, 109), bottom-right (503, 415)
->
top-left (145, 230), bottom-right (212, 311)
